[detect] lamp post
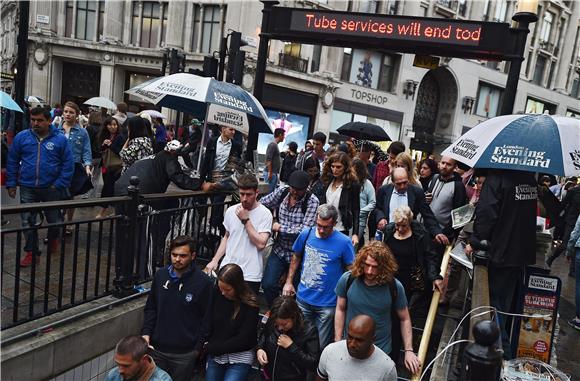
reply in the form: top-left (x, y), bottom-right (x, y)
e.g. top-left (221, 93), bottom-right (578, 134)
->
top-left (14, 0), bottom-right (29, 134)
top-left (500, 0), bottom-right (538, 116)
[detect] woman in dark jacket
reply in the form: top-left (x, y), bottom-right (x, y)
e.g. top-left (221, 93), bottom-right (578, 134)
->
top-left (418, 158), bottom-right (438, 192)
top-left (320, 151), bottom-right (361, 246)
top-left (257, 296), bottom-right (320, 381)
top-left (96, 116), bottom-right (126, 218)
top-left (205, 264), bottom-right (260, 381)
top-left (382, 205), bottom-right (443, 311)
top-left (303, 157), bottom-right (324, 202)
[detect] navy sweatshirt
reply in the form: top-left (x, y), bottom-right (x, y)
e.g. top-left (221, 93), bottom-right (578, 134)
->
top-left (141, 266), bottom-right (214, 353)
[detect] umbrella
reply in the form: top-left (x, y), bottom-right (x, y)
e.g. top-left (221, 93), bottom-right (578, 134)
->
top-left (140, 109), bottom-right (166, 119)
top-left (24, 95), bottom-right (48, 107)
top-left (84, 97), bottom-right (116, 109)
top-left (337, 121), bottom-right (391, 142)
top-left (125, 73), bottom-right (272, 135)
top-left (442, 113), bottom-right (580, 176)
top-left (0, 91), bottom-right (23, 112)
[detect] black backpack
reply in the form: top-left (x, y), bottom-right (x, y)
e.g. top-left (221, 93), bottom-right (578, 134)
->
top-left (276, 187), bottom-right (311, 218)
top-left (280, 154), bottom-right (297, 182)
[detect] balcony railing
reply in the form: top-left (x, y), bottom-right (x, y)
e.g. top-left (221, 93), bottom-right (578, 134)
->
top-left (278, 53), bottom-right (309, 73)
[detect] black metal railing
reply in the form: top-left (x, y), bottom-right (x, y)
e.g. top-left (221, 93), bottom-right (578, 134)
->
top-left (1, 178), bottom-right (235, 329)
top-left (278, 53), bottom-right (309, 73)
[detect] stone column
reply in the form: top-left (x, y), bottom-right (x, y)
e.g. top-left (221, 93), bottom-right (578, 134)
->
top-left (183, 2), bottom-right (195, 52)
top-left (196, 5), bottom-right (205, 53)
top-left (136, 1), bottom-right (144, 46)
top-left (34, 1), bottom-right (54, 34)
top-left (218, 4), bottom-right (226, 44)
top-left (554, 3), bottom-right (580, 91)
top-left (103, 1), bottom-right (124, 43)
top-left (157, 1), bottom-right (165, 48)
top-left (100, 63), bottom-right (115, 99)
top-left (165, 1), bottom-right (186, 49)
top-left (123, 0), bottom-right (132, 45)
top-left (469, 0), bottom-right (486, 21)
top-left (71, 1), bottom-right (78, 39)
top-left (56, 1), bottom-right (66, 36)
top-left (403, 0), bottom-right (422, 17)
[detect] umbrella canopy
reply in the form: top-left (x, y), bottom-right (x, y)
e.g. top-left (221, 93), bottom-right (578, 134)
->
top-left (337, 121), bottom-right (391, 142)
top-left (442, 113), bottom-right (580, 176)
top-left (25, 95), bottom-right (48, 107)
top-left (125, 73), bottom-right (272, 135)
top-left (0, 91), bottom-right (23, 112)
top-left (84, 96), bottom-right (116, 109)
top-left (140, 109), bottom-right (166, 119)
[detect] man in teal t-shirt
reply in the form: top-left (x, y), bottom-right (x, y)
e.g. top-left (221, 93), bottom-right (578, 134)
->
top-left (283, 204), bottom-right (355, 349)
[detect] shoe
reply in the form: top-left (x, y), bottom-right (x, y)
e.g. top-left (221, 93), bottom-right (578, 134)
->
top-left (568, 317), bottom-right (580, 331)
top-left (20, 252), bottom-right (39, 267)
top-left (48, 239), bottom-right (60, 255)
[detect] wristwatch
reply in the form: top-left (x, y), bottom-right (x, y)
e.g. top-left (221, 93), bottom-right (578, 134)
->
top-left (241, 218), bottom-right (249, 225)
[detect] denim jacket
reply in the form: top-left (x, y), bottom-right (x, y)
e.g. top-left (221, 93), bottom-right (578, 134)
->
top-left (57, 123), bottom-right (92, 166)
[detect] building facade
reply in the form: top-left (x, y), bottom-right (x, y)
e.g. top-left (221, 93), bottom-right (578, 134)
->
top-left (1, 0), bottom-right (579, 155)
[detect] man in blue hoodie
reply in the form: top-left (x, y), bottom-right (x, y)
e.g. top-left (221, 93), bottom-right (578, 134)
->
top-left (6, 107), bottom-right (74, 267)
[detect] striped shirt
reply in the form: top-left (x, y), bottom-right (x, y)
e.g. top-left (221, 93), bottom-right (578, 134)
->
top-left (213, 350), bottom-right (254, 365)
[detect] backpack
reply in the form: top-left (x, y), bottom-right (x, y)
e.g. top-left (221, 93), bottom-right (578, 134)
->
top-left (277, 186), bottom-right (311, 218)
top-left (280, 154), bottom-right (297, 182)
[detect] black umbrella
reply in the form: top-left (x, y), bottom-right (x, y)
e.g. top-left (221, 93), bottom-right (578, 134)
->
top-left (337, 122), bottom-right (391, 142)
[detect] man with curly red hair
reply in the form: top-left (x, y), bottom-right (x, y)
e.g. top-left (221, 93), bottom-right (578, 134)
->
top-left (334, 241), bottom-right (421, 376)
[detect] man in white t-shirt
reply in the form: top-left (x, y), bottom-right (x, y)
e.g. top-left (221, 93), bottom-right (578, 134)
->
top-left (316, 315), bottom-right (397, 381)
top-left (205, 174), bottom-right (272, 294)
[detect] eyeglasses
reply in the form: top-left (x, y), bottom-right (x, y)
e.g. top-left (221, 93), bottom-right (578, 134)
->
top-left (316, 223), bottom-right (334, 230)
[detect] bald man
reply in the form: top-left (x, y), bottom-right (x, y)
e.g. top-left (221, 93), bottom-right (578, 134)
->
top-left (316, 315), bottom-right (397, 381)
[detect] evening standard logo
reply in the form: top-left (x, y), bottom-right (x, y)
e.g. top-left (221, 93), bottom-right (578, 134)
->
top-left (155, 82), bottom-right (198, 98)
top-left (491, 145), bottom-right (551, 168)
top-left (528, 275), bottom-right (558, 292)
top-left (451, 139), bottom-right (479, 160)
top-left (569, 149), bottom-right (580, 170)
top-left (213, 91), bottom-right (253, 113)
top-left (135, 88), bottom-right (164, 100)
top-left (515, 184), bottom-right (537, 201)
top-left (212, 110), bottom-right (244, 127)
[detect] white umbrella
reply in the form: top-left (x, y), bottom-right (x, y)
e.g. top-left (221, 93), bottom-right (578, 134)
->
top-left (84, 97), bottom-right (116, 109)
top-left (442, 113), bottom-right (580, 176)
top-left (25, 95), bottom-right (48, 106)
top-left (140, 109), bottom-right (166, 119)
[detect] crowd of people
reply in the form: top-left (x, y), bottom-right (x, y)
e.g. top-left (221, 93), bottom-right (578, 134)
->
top-left (3, 103), bottom-right (580, 381)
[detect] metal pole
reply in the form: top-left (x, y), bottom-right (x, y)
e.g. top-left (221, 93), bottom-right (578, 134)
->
top-left (461, 320), bottom-right (503, 381)
top-left (218, 36), bottom-right (228, 81)
top-left (499, 12), bottom-right (538, 116)
top-left (14, 0), bottom-right (30, 133)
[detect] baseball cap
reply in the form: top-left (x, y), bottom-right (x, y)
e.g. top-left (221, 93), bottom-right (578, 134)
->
top-left (287, 170), bottom-right (310, 190)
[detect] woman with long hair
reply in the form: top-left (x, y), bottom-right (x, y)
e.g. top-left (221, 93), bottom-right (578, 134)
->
top-left (57, 102), bottom-right (93, 232)
top-left (418, 158), bottom-right (438, 192)
top-left (96, 117), bottom-right (126, 218)
top-left (205, 264), bottom-right (260, 381)
top-left (303, 156), bottom-right (324, 202)
top-left (85, 111), bottom-right (103, 198)
top-left (256, 296), bottom-right (320, 381)
top-left (352, 158), bottom-right (376, 245)
top-left (320, 151), bottom-right (361, 246)
top-left (119, 116), bottom-right (153, 174)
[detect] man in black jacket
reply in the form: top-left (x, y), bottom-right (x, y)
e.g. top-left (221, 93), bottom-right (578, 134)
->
top-left (375, 168), bottom-right (448, 245)
top-left (142, 235), bottom-right (214, 381)
top-left (466, 169), bottom-right (537, 358)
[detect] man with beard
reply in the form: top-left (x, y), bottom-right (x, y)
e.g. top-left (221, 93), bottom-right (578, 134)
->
top-left (105, 336), bottom-right (171, 381)
top-left (316, 315), bottom-right (397, 381)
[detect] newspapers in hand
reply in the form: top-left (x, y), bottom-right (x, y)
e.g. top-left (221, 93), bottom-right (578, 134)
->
top-left (451, 203), bottom-right (475, 229)
top-left (450, 242), bottom-right (473, 270)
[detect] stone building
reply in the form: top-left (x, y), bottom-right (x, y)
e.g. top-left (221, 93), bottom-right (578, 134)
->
top-left (1, 0), bottom-right (579, 154)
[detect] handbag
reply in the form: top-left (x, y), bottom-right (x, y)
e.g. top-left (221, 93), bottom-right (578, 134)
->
top-left (70, 162), bottom-right (93, 196)
top-left (102, 148), bottom-right (123, 173)
top-left (410, 265), bottom-right (426, 292)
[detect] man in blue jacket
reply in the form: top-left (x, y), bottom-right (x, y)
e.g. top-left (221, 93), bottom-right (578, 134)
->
top-left (6, 107), bottom-right (74, 267)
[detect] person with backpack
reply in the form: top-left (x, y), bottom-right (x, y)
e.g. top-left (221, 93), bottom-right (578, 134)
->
top-left (334, 241), bottom-right (420, 375)
top-left (279, 141), bottom-right (298, 184)
top-left (260, 170), bottom-right (319, 306)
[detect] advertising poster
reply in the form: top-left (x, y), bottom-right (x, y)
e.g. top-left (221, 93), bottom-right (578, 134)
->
top-left (514, 273), bottom-right (561, 363)
top-left (349, 50), bottom-right (382, 89)
top-left (257, 109), bottom-right (311, 155)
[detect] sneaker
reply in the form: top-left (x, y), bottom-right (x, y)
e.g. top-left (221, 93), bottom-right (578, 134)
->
top-left (20, 252), bottom-right (39, 268)
top-left (567, 317), bottom-right (580, 331)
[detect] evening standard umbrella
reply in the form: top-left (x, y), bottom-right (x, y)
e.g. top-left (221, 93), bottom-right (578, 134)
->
top-left (442, 113), bottom-right (580, 176)
top-left (140, 109), bottom-right (166, 119)
top-left (337, 121), bottom-right (391, 141)
top-left (0, 91), bottom-right (23, 112)
top-left (84, 96), bottom-right (116, 109)
top-left (125, 73), bottom-right (272, 135)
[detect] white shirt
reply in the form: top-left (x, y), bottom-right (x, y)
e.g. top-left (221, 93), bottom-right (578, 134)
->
top-left (214, 136), bottom-right (232, 171)
top-left (326, 181), bottom-right (344, 232)
top-left (222, 203), bottom-right (273, 282)
top-left (388, 187), bottom-right (408, 222)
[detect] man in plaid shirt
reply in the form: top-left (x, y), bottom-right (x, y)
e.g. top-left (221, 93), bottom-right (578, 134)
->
top-left (260, 170), bottom-right (319, 306)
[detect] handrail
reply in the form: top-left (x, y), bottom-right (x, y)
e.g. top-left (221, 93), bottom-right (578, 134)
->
top-left (411, 244), bottom-right (453, 381)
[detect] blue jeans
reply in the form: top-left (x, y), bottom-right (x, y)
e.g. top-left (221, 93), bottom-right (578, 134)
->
top-left (262, 253), bottom-right (300, 306)
top-left (575, 248), bottom-right (580, 317)
top-left (297, 298), bottom-right (335, 349)
top-left (263, 169), bottom-right (278, 195)
top-left (205, 357), bottom-right (251, 381)
top-left (20, 186), bottom-right (67, 256)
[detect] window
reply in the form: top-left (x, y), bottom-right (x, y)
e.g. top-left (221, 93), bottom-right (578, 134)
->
top-left (311, 45), bottom-right (322, 72)
top-left (458, 0), bottom-right (467, 16)
top-left (65, 1), bottom-right (104, 40)
top-left (539, 11), bottom-right (554, 44)
top-left (385, 0), bottom-right (399, 15)
top-left (533, 55), bottom-right (547, 85)
top-left (525, 97), bottom-right (557, 114)
top-left (192, 4), bottom-right (224, 54)
top-left (341, 49), bottom-right (398, 91)
top-left (482, 0), bottom-right (491, 20)
top-left (359, 0), bottom-right (379, 13)
top-left (475, 82), bottom-right (503, 118)
top-left (131, 1), bottom-right (168, 48)
top-left (571, 75), bottom-right (579, 98)
top-left (566, 109), bottom-right (580, 119)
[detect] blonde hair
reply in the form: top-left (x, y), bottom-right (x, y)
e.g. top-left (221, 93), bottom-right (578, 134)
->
top-left (392, 205), bottom-right (413, 224)
top-left (395, 153), bottom-right (419, 185)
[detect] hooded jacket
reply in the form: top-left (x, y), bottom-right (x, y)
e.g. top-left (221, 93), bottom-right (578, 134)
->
top-left (141, 265), bottom-right (214, 353)
top-left (470, 170), bottom-right (537, 267)
top-left (257, 320), bottom-right (320, 381)
top-left (383, 220), bottom-right (442, 282)
top-left (6, 125), bottom-right (74, 189)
